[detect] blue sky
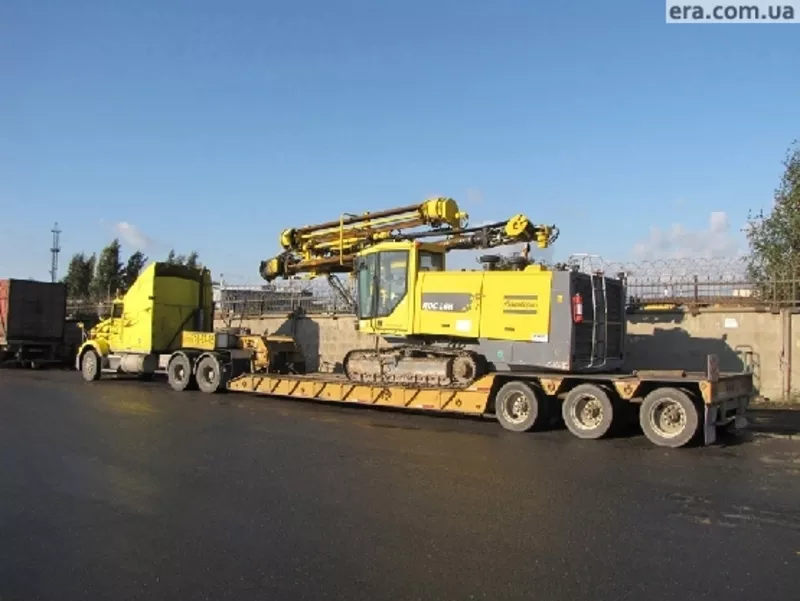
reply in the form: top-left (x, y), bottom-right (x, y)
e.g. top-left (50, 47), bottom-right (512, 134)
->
top-left (1, 0), bottom-right (798, 283)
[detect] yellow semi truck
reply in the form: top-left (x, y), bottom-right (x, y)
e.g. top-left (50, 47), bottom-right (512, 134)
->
top-left (76, 198), bottom-right (753, 449)
top-left (76, 263), bottom-right (306, 393)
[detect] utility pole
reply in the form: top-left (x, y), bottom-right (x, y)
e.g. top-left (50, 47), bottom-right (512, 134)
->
top-left (50, 222), bottom-right (61, 283)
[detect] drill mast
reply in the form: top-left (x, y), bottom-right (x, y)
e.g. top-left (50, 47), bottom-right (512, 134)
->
top-left (259, 197), bottom-right (559, 282)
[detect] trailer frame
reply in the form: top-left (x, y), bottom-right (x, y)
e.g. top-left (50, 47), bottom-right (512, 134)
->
top-left (220, 352), bottom-right (750, 448)
top-left (77, 340), bottom-right (752, 449)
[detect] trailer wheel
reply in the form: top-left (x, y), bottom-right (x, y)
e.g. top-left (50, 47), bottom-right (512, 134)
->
top-left (562, 384), bottom-right (616, 440)
top-left (494, 380), bottom-right (547, 432)
top-left (639, 388), bottom-right (699, 448)
top-left (80, 349), bottom-right (101, 382)
top-left (167, 353), bottom-right (196, 392)
top-left (195, 354), bottom-right (225, 394)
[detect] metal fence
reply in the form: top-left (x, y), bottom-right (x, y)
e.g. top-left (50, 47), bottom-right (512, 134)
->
top-left (568, 255), bottom-right (799, 309)
top-left (65, 277), bottom-right (359, 321)
top-left (64, 257), bottom-right (800, 320)
top-left (214, 279), bottom-right (357, 318)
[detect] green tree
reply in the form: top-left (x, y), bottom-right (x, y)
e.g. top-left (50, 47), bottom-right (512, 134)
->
top-left (122, 250), bottom-right (148, 291)
top-left (746, 140), bottom-right (800, 304)
top-left (185, 250), bottom-right (201, 270)
top-left (91, 239), bottom-right (125, 300)
top-left (165, 249), bottom-right (202, 270)
top-left (165, 249), bottom-right (184, 265)
top-left (62, 252), bottom-right (96, 300)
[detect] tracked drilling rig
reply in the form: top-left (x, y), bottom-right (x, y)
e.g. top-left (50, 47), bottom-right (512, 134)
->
top-left (259, 197), bottom-right (627, 387)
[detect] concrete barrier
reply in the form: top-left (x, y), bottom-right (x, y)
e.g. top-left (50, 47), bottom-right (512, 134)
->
top-left (216, 308), bottom-right (800, 402)
top-left (625, 309), bottom-right (799, 402)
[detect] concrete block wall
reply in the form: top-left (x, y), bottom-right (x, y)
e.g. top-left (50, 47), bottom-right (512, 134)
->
top-left (625, 310), bottom-right (793, 401)
top-left (218, 314), bottom-right (388, 373)
top-left (216, 308), bottom-right (800, 402)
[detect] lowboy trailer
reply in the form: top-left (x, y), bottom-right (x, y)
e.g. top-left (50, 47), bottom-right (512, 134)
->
top-left (213, 352), bottom-right (751, 449)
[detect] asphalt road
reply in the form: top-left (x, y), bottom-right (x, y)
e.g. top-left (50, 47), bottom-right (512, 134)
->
top-left (1, 370), bottom-right (799, 601)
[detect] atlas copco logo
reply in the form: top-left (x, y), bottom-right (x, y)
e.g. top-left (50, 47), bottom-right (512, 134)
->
top-left (422, 301), bottom-right (455, 311)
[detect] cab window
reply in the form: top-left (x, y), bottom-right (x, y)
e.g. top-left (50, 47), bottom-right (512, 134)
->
top-left (356, 250), bottom-right (409, 319)
top-left (356, 254), bottom-right (378, 320)
top-left (419, 251), bottom-right (444, 272)
top-left (377, 251), bottom-right (408, 317)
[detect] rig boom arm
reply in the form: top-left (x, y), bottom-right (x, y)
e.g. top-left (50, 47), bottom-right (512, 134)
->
top-left (259, 197), bottom-right (558, 281)
top-left (260, 197), bottom-right (467, 282)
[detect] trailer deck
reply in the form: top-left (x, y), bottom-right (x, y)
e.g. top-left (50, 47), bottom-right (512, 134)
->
top-left (225, 354), bottom-right (753, 448)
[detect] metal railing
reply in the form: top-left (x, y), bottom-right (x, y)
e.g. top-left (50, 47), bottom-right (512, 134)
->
top-left (214, 281), bottom-right (357, 317)
top-left (64, 257), bottom-right (800, 320)
top-left (65, 277), bottom-right (359, 320)
top-left (568, 256), bottom-right (800, 310)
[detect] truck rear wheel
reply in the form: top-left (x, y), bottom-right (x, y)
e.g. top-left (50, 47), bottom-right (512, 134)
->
top-left (195, 354), bottom-right (226, 394)
top-left (81, 349), bottom-right (101, 382)
top-left (639, 388), bottom-right (699, 448)
top-left (562, 384), bottom-right (616, 440)
top-left (494, 380), bottom-right (547, 432)
top-left (167, 353), bottom-right (195, 392)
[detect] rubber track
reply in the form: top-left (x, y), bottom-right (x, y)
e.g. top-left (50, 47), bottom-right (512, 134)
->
top-left (342, 346), bottom-right (486, 389)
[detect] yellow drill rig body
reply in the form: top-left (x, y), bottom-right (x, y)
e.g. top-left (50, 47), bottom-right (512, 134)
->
top-left (260, 197), bottom-right (627, 387)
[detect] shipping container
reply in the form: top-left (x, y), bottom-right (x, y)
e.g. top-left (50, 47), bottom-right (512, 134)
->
top-left (0, 279), bottom-right (67, 364)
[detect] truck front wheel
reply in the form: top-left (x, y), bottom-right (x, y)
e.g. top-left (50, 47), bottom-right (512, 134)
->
top-left (80, 349), bottom-right (101, 382)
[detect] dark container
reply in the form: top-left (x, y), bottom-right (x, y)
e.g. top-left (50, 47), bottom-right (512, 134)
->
top-left (0, 279), bottom-right (67, 346)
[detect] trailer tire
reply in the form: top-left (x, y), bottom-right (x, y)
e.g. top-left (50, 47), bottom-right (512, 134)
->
top-left (80, 349), bottom-right (101, 382)
top-left (562, 383), bottom-right (616, 440)
top-left (494, 380), bottom-right (547, 432)
top-left (639, 388), bottom-right (699, 448)
top-left (195, 354), bottom-right (226, 394)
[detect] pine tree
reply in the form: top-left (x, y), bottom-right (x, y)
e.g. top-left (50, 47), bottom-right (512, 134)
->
top-left (62, 252), bottom-right (95, 300)
top-left (91, 239), bottom-right (125, 300)
top-left (185, 251), bottom-right (201, 270)
top-left (123, 250), bottom-right (148, 291)
top-left (165, 249), bottom-right (202, 270)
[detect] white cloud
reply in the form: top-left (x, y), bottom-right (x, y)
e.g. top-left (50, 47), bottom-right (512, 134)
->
top-left (630, 211), bottom-right (744, 260)
top-left (113, 221), bottom-right (153, 250)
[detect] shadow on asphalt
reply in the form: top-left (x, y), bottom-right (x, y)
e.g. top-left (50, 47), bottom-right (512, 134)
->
top-left (4, 365), bottom-right (797, 446)
top-left (746, 408), bottom-right (800, 437)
